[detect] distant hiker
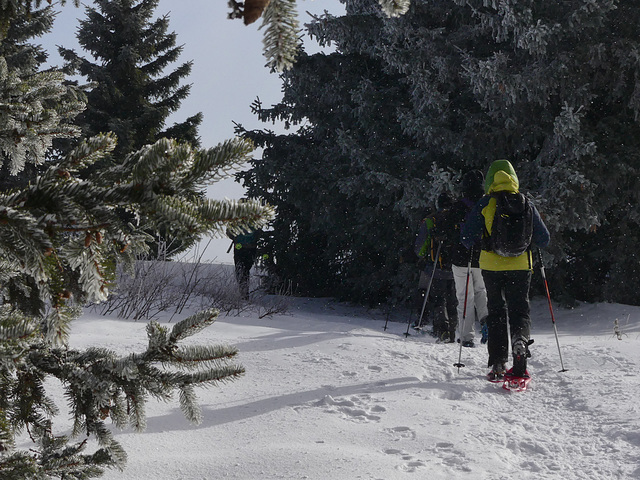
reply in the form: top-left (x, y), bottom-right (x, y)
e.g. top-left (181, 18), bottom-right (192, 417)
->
top-left (414, 192), bottom-right (458, 343)
top-left (227, 228), bottom-right (260, 299)
top-left (461, 160), bottom-right (550, 380)
top-left (448, 170), bottom-right (489, 348)
top-left (413, 209), bottom-right (435, 321)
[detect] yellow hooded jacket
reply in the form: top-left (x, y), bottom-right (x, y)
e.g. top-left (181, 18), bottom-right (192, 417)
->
top-left (461, 160), bottom-right (550, 271)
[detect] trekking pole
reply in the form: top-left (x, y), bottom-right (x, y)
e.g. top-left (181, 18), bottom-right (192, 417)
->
top-left (405, 242), bottom-right (442, 337)
top-left (385, 272), bottom-right (414, 331)
top-left (537, 249), bottom-right (568, 372)
top-left (383, 304), bottom-right (393, 331)
top-left (454, 247), bottom-right (473, 371)
top-left (387, 296), bottom-right (414, 331)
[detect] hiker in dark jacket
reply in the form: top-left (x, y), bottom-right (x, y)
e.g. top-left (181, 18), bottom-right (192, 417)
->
top-left (461, 160), bottom-right (550, 380)
top-left (414, 192), bottom-right (458, 343)
top-left (227, 228), bottom-right (260, 299)
top-left (448, 170), bottom-right (489, 348)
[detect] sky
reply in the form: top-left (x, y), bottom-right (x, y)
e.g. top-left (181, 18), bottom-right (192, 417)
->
top-left (42, 0), bottom-right (346, 264)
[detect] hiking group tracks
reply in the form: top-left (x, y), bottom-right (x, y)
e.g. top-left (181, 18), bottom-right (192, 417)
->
top-left (275, 311), bottom-right (640, 478)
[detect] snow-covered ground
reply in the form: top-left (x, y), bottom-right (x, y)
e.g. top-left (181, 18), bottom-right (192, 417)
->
top-left (66, 294), bottom-right (639, 479)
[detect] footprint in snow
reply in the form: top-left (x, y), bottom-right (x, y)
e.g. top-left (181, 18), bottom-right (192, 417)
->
top-left (430, 443), bottom-right (471, 472)
top-left (301, 355), bottom-right (337, 366)
top-left (314, 394), bottom-right (386, 423)
top-left (384, 426), bottom-right (417, 440)
top-left (398, 459), bottom-right (427, 473)
top-left (383, 448), bottom-right (427, 473)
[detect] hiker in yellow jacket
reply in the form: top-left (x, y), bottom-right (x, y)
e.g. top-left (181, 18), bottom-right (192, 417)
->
top-left (461, 160), bottom-right (550, 380)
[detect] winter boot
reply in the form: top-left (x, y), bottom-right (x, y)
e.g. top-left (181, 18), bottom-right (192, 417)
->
top-left (487, 362), bottom-right (506, 382)
top-left (447, 329), bottom-right (457, 344)
top-left (511, 339), bottom-right (533, 377)
top-left (437, 331), bottom-right (455, 343)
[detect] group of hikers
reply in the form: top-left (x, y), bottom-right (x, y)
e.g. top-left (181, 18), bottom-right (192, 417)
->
top-left (414, 160), bottom-right (550, 380)
top-left (227, 160), bottom-right (550, 381)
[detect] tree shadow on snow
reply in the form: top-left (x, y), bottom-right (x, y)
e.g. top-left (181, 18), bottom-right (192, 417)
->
top-left (137, 376), bottom-right (461, 434)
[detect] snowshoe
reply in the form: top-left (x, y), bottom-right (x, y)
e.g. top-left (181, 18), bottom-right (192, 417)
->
top-left (502, 368), bottom-right (531, 392)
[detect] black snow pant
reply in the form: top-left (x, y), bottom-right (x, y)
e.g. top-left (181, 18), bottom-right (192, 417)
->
top-left (234, 247), bottom-right (257, 298)
top-left (430, 278), bottom-right (458, 342)
top-left (481, 270), bottom-right (532, 367)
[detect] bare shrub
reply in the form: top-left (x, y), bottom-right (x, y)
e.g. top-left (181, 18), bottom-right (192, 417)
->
top-left (254, 279), bottom-right (293, 319)
top-left (93, 241), bottom-right (290, 321)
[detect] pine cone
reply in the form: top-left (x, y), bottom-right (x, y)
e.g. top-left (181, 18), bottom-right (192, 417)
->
top-left (244, 0), bottom-right (270, 25)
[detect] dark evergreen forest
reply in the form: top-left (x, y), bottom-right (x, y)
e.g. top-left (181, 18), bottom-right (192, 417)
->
top-left (237, 0), bottom-right (640, 306)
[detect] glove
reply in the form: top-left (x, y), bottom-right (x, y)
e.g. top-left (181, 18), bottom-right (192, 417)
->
top-left (481, 323), bottom-right (489, 344)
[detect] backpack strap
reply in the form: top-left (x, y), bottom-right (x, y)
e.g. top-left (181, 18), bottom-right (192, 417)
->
top-left (481, 220), bottom-right (492, 252)
top-left (481, 193), bottom-right (498, 252)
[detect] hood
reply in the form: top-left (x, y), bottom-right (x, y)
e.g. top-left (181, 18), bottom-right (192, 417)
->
top-left (485, 159), bottom-right (519, 194)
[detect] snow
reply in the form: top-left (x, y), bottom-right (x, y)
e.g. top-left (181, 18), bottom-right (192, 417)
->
top-left (65, 294), bottom-right (640, 479)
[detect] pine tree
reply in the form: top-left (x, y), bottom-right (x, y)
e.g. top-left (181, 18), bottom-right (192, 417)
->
top-left (58, 0), bottom-right (205, 257)
top-left (58, 0), bottom-right (201, 157)
top-left (0, 2), bottom-right (273, 478)
top-left (237, 1), bottom-right (470, 303)
top-left (419, 0), bottom-right (640, 303)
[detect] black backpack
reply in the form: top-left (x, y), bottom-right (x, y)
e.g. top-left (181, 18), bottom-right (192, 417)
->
top-left (484, 192), bottom-right (533, 257)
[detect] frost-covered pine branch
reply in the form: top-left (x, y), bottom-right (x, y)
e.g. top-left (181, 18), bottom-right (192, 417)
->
top-left (0, 57), bottom-right (83, 174)
top-left (1, 307), bottom-right (244, 477)
top-left (261, 0), bottom-right (301, 72)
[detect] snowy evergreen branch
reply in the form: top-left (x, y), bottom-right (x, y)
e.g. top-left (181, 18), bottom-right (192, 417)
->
top-left (0, 308), bottom-right (244, 475)
top-left (0, 305), bottom-right (38, 351)
top-left (261, 0), bottom-right (301, 72)
top-left (187, 137), bottom-right (255, 187)
top-left (200, 197), bottom-right (274, 237)
top-left (169, 308), bottom-right (218, 342)
top-left (0, 57), bottom-right (82, 174)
